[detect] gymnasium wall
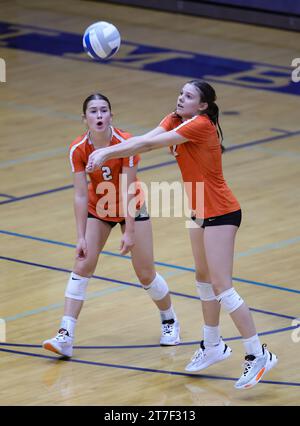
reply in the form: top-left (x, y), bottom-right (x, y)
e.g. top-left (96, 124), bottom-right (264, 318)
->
top-left (97, 0), bottom-right (300, 31)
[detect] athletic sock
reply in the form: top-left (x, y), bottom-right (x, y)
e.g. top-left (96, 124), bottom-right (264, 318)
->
top-left (160, 305), bottom-right (176, 323)
top-left (203, 325), bottom-right (221, 348)
top-left (242, 334), bottom-right (263, 357)
top-left (60, 316), bottom-right (77, 338)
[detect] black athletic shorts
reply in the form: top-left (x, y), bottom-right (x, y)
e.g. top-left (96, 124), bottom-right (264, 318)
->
top-left (87, 203), bottom-right (150, 228)
top-left (191, 209), bottom-right (242, 229)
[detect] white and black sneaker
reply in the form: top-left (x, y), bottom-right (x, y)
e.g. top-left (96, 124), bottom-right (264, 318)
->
top-left (235, 344), bottom-right (277, 389)
top-left (160, 319), bottom-right (180, 346)
top-left (43, 328), bottom-right (73, 358)
top-left (185, 339), bottom-right (232, 372)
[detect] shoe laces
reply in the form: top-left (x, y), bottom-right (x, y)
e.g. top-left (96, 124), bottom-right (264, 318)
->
top-left (242, 355), bottom-right (256, 376)
top-left (242, 344), bottom-right (267, 376)
top-left (162, 319), bottom-right (175, 336)
top-left (191, 340), bottom-right (206, 362)
top-left (55, 328), bottom-right (69, 342)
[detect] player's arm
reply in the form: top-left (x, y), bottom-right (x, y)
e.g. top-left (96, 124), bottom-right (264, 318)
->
top-left (119, 165), bottom-right (138, 255)
top-left (73, 171), bottom-right (89, 259)
top-left (86, 130), bottom-right (187, 172)
top-left (137, 125), bottom-right (167, 139)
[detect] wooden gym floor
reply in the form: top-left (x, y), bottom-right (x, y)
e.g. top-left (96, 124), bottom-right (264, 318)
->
top-left (0, 0), bottom-right (299, 406)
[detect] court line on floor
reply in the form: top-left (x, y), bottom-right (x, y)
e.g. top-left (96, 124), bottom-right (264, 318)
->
top-left (0, 193), bottom-right (15, 199)
top-left (245, 145), bottom-right (300, 159)
top-left (1, 128), bottom-right (299, 205)
top-left (0, 125), bottom-right (297, 171)
top-left (1, 230), bottom-right (300, 295)
top-left (2, 286), bottom-right (128, 322)
top-left (0, 346), bottom-right (298, 388)
top-left (270, 128), bottom-right (294, 135)
top-left (0, 255), bottom-right (297, 322)
top-left (0, 97), bottom-right (297, 170)
top-left (3, 227), bottom-right (299, 266)
top-left (0, 185), bottom-right (74, 205)
top-left (226, 129), bottom-right (300, 151)
top-left (0, 324), bottom-right (297, 349)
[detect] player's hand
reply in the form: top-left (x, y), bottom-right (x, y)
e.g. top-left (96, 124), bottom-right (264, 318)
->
top-left (86, 150), bottom-right (107, 173)
top-left (120, 232), bottom-right (135, 255)
top-left (76, 238), bottom-right (88, 260)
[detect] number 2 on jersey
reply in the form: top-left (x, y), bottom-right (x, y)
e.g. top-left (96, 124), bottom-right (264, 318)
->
top-left (101, 166), bottom-right (113, 181)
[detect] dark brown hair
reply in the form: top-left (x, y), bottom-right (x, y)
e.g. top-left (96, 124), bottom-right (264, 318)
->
top-left (82, 93), bottom-right (112, 115)
top-left (187, 80), bottom-right (225, 153)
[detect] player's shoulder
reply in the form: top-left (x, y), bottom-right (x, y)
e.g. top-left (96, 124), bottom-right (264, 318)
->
top-left (69, 132), bottom-right (89, 151)
top-left (159, 112), bottom-right (182, 129)
top-left (179, 114), bottom-right (211, 129)
top-left (167, 112), bottom-right (183, 124)
top-left (193, 114), bottom-right (213, 127)
top-left (195, 114), bottom-right (211, 123)
top-left (112, 126), bottom-right (132, 141)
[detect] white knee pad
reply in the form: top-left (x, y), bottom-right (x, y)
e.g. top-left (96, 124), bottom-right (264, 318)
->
top-left (216, 287), bottom-right (244, 313)
top-left (65, 272), bottom-right (89, 301)
top-left (144, 273), bottom-right (169, 301)
top-left (196, 281), bottom-right (216, 301)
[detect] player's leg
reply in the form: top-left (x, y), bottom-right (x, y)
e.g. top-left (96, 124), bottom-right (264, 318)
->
top-left (204, 224), bottom-right (256, 336)
top-left (185, 224), bottom-right (231, 372)
top-left (127, 217), bottom-right (180, 345)
top-left (204, 224), bottom-right (277, 388)
top-left (43, 218), bottom-right (112, 357)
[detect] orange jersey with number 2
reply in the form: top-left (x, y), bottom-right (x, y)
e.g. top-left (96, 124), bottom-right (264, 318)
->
top-left (69, 127), bottom-right (141, 222)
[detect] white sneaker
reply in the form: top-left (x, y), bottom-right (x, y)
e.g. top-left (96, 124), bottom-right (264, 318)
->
top-left (43, 329), bottom-right (73, 358)
top-left (160, 319), bottom-right (180, 346)
top-left (235, 344), bottom-right (278, 389)
top-left (185, 339), bottom-right (232, 372)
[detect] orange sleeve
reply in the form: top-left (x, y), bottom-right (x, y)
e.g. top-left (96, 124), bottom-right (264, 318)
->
top-left (69, 145), bottom-right (86, 173)
top-left (159, 114), bottom-right (176, 131)
top-left (174, 116), bottom-right (208, 143)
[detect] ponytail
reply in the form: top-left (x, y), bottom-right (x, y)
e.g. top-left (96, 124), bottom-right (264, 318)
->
top-left (188, 80), bottom-right (225, 153)
top-left (206, 102), bottom-right (225, 153)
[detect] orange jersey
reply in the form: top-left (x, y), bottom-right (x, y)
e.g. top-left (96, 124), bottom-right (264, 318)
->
top-left (69, 127), bottom-right (141, 222)
top-left (160, 113), bottom-right (240, 218)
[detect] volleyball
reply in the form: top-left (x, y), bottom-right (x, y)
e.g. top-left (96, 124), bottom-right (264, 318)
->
top-left (83, 21), bottom-right (121, 60)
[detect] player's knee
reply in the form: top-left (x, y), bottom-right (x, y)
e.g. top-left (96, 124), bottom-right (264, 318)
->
top-left (143, 273), bottom-right (169, 301)
top-left (74, 260), bottom-right (96, 278)
top-left (65, 272), bottom-right (90, 301)
top-left (216, 287), bottom-right (244, 313)
top-left (196, 281), bottom-right (216, 301)
top-left (136, 268), bottom-right (156, 286)
top-left (210, 276), bottom-right (232, 295)
top-left (195, 269), bottom-right (211, 284)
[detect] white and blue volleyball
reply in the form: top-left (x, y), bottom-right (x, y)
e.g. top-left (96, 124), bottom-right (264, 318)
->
top-left (83, 21), bottom-right (121, 60)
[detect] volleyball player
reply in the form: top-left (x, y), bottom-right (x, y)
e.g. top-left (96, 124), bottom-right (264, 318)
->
top-left (42, 93), bottom-right (180, 358)
top-left (86, 81), bottom-right (277, 389)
